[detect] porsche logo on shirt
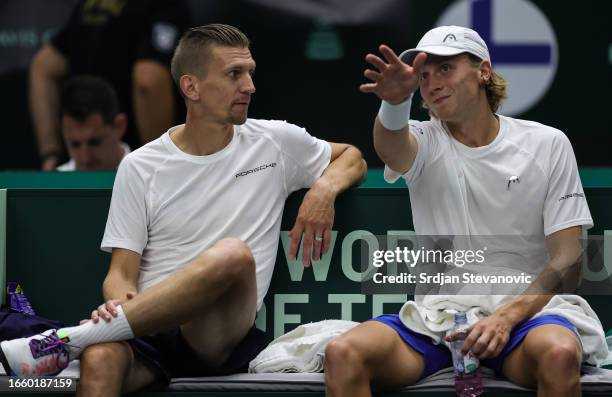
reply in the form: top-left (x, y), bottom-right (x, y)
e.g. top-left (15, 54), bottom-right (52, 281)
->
top-left (235, 162), bottom-right (277, 178)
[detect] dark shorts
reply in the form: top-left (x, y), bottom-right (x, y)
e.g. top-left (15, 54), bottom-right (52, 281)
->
top-left (372, 313), bottom-right (578, 379)
top-left (128, 325), bottom-right (268, 384)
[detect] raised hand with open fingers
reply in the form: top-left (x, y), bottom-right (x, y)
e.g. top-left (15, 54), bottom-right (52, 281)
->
top-left (360, 45), bottom-right (427, 104)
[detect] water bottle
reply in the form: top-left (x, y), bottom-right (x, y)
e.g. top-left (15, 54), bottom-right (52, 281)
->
top-left (450, 312), bottom-right (483, 397)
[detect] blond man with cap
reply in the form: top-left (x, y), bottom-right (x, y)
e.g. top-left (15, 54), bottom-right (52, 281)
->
top-left (324, 26), bottom-right (600, 396)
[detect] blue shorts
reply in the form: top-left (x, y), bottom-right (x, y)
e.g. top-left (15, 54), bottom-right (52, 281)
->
top-left (372, 314), bottom-right (578, 379)
top-left (129, 325), bottom-right (268, 385)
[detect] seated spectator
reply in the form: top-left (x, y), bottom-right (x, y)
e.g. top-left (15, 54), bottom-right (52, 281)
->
top-left (57, 76), bottom-right (130, 171)
top-left (29, 0), bottom-right (190, 170)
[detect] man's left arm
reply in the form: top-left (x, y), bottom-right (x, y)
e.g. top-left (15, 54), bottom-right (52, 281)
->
top-left (288, 142), bottom-right (367, 266)
top-left (455, 225), bottom-right (583, 359)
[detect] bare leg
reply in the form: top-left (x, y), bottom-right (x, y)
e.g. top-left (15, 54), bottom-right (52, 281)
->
top-left (178, 254), bottom-right (257, 365)
top-left (132, 237), bottom-right (257, 365)
top-left (325, 321), bottom-right (425, 397)
top-left (0, 238), bottom-right (258, 381)
top-left (77, 342), bottom-right (158, 397)
top-left (122, 238), bottom-right (257, 338)
top-left (502, 324), bottom-right (582, 397)
top-left (79, 237), bottom-right (258, 394)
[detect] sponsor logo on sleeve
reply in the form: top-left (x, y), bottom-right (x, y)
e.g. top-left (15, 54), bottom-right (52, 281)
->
top-left (558, 192), bottom-right (585, 202)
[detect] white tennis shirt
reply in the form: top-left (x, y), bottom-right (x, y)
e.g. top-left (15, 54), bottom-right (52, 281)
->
top-left (101, 119), bottom-right (331, 310)
top-left (385, 115), bottom-right (592, 280)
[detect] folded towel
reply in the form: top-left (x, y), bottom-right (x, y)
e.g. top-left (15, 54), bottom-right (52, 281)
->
top-left (399, 294), bottom-right (608, 366)
top-left (249, 320), bottom-right (358, 373)
top-left (398, 294), bottom-right (509, 342)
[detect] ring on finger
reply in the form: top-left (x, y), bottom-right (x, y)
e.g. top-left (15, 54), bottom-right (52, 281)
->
top-left (314, 235), bottom-right (323, 241)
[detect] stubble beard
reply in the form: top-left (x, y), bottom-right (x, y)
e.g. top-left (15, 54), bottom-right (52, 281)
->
top-left (227, 108), bottom-right (248, 125)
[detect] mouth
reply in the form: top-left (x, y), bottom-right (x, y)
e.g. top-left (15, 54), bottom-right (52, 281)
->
top-left (433, 95), bottom-right (450, 105)
top-left (233, 99), bottom-right (251, 107)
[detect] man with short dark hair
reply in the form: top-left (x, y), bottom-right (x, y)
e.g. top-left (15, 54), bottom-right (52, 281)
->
top-left (58, 76), bottom-right (130, 171)
top-left (1, 24), bottom-right (366, 396)
top-left (30, 0), bottom-right (189, 170)
top-left (324, 26), bottom-right (604, 397)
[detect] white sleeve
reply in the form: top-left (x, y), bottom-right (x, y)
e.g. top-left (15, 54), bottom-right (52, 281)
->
top-left (101, 157), bottom-right (149, 254)
top-left (274, 121), bottom-right (332, 193)
top-left (384, 120), bottom-right (434, 184)
top-left (543, 132), bottom-right (593, 236)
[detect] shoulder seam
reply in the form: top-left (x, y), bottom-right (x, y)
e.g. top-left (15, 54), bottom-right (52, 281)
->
top-left (141, 145), bottom-right (174, 224)
top-left (503, 138), bottom-right (548, 181)
top-left (257, 131), bottom-right (290, 196)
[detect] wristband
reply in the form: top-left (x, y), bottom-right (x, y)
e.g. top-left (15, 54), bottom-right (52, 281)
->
top-left (378, 95), bottom-right (413, 131)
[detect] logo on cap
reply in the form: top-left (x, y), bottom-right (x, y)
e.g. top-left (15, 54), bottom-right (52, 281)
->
top-left (443, 33), bottom-right (457, 43)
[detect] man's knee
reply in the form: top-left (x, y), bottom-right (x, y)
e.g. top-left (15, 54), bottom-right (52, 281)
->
top-left (325, 337), bottom-right (369, 381)
top-left (194, 238), bottom-right (255, 283)
top-left (214, 238), bottom-right (255, 268)
top-left (80, 343), bottom-right (131, 375)
top-left (536, 340), bottom-right (581, 377)
top-left (516, 327), bottom-right (582, 389)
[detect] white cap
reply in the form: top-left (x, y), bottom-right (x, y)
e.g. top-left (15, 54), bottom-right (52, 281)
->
top-left (400, 25), bottom-right (490, 65)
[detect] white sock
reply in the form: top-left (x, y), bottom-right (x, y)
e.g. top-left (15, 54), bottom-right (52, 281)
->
top-left (57, 305), bottom-right (134, 359)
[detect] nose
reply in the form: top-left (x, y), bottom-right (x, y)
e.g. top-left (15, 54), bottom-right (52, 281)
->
top-left (76, 145), bottom-right (95, 169)
top-left (241, 74), bottom-right (256, 95)
top-left (422, 74), bottom-right (442, 98)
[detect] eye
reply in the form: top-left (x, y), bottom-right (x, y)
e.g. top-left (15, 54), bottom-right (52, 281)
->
top-left (228, 70), bottom-right (240, 79)
top-left (440, 64), bottom-right (451, 72)
top-left (69, 142), bottom-right (81, 149)
top-left (87, 138), bottom-right (102, 147)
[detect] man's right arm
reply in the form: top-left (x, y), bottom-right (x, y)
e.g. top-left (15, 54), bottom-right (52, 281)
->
top-left (29, 45), bottom-right (67, 170)
top-left (361, 46), bottom-right (427, 175)
top-left (85, 248), bottom-right (141, 322)
top-left (373, 116), bottom-right (418, 175)
top-left (103, 248), bottom-right (141, 301)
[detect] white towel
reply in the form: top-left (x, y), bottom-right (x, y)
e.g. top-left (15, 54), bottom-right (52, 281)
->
top-left (249, 320), bottom-right (358, 373)
top-left (534, 295), bottom-right (608, 365)
top-left (398, 294), bottom-right (608, 366)
top-left (600, 335), bottom-right (612, 368)
top-left (398, 294), bottom-right (509, 342)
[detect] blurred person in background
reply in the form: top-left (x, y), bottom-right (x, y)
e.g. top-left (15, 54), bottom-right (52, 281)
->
top-left (58, 75), bottom-right (130, 171)
top-left (29, 0), bottom-right (190, 170)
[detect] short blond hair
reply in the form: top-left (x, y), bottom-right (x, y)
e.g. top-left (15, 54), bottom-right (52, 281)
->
top-left (468, 54), bottom-right (507, 113)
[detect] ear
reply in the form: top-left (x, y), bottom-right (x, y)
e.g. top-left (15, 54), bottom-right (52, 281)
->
top-left (179, 75), bottom-right (200, 101)
top-left (114, 113), bottom-right (128, 139)
top-left (478, 59), bottom-right (492, 85)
